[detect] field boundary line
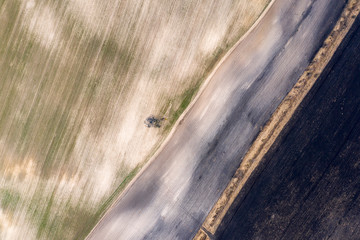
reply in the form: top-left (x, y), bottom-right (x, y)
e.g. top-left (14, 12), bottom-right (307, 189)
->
top-left (194, 0), bottom-right (360, 238)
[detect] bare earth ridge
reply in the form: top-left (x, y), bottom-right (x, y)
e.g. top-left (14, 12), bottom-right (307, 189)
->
top-left (218, 10), bottom-right (360, 239)
top-left (195, 1), bottom-right (360, 238)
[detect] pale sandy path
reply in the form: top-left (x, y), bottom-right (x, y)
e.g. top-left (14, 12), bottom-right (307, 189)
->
top-left (87, 0), bottom-right (346, 239)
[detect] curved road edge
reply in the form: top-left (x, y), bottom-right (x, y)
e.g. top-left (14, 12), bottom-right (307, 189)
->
top-left (194, 1), bottom-right (360, 239)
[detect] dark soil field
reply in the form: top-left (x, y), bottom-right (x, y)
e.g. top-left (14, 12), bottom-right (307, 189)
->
top-left (217, 17), bottom-right (360, 240)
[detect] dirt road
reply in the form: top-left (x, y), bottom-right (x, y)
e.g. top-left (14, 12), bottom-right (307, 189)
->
top-left (87, 0), bottom-right (346, 239)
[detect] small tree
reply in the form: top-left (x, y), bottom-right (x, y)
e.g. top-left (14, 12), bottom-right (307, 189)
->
top-left (144, 115), bottom-right (165, 128)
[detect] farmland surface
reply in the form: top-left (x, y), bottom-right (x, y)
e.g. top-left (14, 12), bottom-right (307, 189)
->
top-left (87, 0), bottom-right (347, 239)
top-left (0, 0), bottom-right (269, 239)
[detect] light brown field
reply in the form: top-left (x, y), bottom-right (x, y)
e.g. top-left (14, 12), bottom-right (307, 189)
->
top-left (0, 0), bottom-right (269, 239)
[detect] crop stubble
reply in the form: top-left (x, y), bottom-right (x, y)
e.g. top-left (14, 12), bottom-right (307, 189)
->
top-left (0, 0), bottom-right (269, 239)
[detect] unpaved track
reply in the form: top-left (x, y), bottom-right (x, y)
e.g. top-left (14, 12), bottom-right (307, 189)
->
top-left (87, 0), bottom-right (346, 239)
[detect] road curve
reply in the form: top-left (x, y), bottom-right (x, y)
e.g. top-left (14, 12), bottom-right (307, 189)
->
top-left (87, 0), bottom-right (346, 239)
